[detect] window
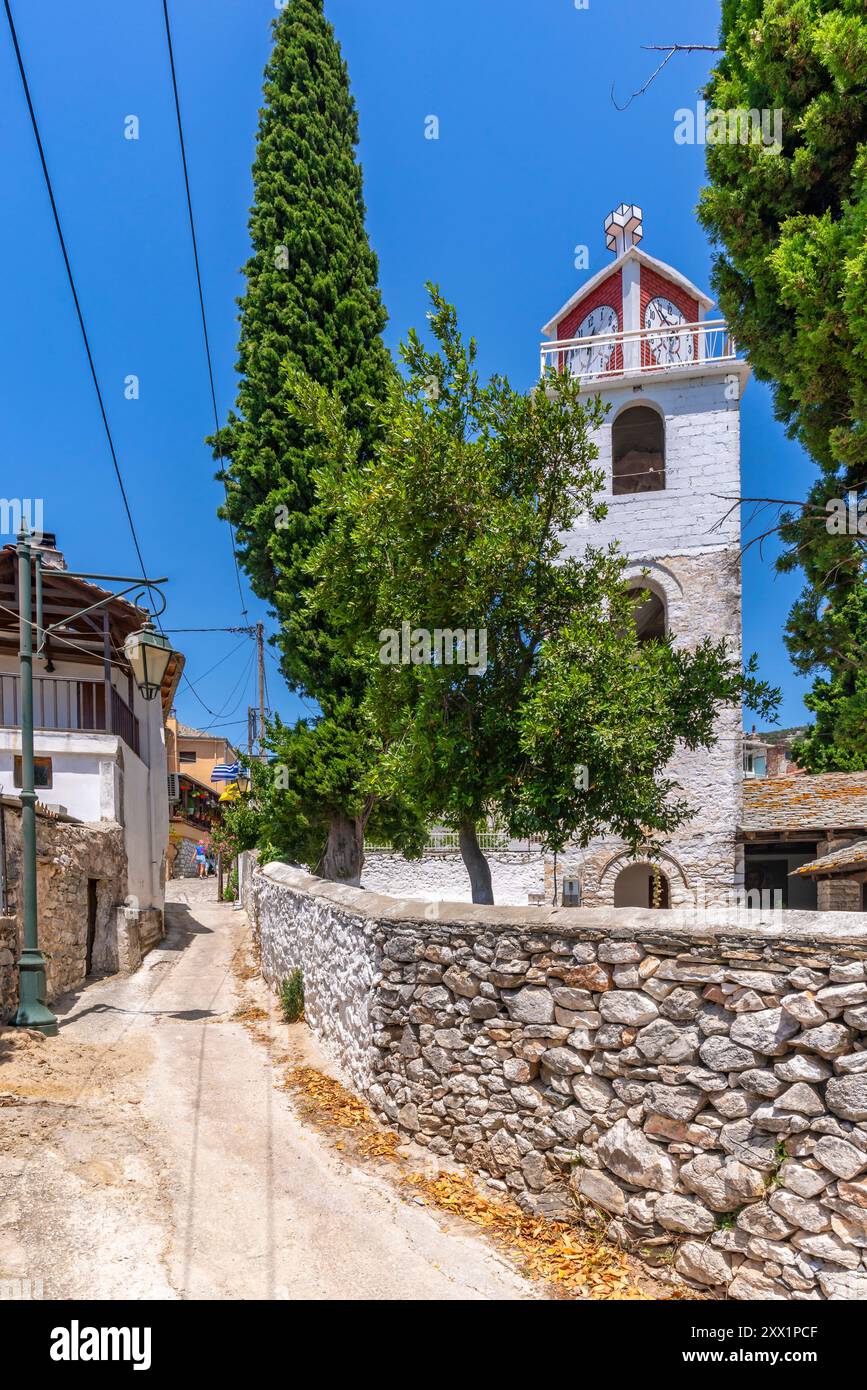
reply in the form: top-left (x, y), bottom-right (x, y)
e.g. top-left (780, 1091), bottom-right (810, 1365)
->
top-left (561, 878), bottom-right (581, 907)
top-left (13, 756), bottom-right (52, 789)
top-left (179, 750), bottom-right (197, 763)
top-left (628, 585), bottom-right (666, 641)
top-left (744, 750), bottom-right (767, 778)
top-left (612, 406), bottom-right (665, 494)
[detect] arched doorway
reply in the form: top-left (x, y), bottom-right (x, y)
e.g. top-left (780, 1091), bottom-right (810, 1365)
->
top-left (628, 585), bottom-right (666, 641)
top-left (613, 862), bottom-right (670, 909)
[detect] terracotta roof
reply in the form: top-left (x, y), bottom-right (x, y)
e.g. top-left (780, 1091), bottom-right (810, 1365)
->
top-left (793, 839), bottom-right (867, 877)
top-left (0, 546), bottom-right (184, 723)
top-left (741, 773), bottom-right (867, 834)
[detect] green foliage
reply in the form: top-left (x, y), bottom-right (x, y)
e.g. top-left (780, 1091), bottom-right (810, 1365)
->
top-left (223, 866), bottom-right (238, 903)
top-left (210, 0), bottom-right (424, 875)
top-left (699, 0), bottom-right (867, 766)
top-left (215, 726), bottom-right (427, 876)
top-left (279, 969), bottom-right (305, 1023)
top-left (291, 287), bottom-right (776, 869)
top-left (214, 0), bottom-right (393, 699)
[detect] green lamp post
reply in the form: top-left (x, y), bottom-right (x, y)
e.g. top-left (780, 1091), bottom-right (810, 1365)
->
top-left (13, 523), bottom-right (57, 1035)
top-left (13, 524), bottom-right (176, 1037)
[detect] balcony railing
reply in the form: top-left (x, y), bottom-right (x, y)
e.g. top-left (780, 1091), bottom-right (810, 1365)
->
top-left (540, 319), bottom-right (737, 384)
top-left (0, 674), bottom-right (142, 761)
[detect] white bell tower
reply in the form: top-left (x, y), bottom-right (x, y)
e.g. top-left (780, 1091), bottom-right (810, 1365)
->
top-left (540, 208), bottom-right (752, 909)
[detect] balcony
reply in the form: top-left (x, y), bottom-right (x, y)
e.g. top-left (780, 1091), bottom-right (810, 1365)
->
top-left (170, 773), bottom-right (221, 830)
top-left (0, 674), bottom-right (142, 762)
top-left (540, 319), bottom-right (737, 385)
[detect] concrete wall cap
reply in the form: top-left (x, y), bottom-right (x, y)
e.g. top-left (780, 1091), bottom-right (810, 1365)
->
top-left (258, 861), bottom-right (867, 948)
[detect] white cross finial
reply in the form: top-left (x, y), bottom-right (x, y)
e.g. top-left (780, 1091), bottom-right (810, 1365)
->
top-left (604, 203), bottom-right (643, 256)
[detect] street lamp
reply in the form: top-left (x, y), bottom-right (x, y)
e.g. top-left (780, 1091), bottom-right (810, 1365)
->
top-left (13, 523), bottom-right (178, 1037)
top-left (123, 621), bottom-right (174, 701)
top-left (14, 526), bottom-right (57, 1035)
top-left (235, 767), bottom-right (251, 795)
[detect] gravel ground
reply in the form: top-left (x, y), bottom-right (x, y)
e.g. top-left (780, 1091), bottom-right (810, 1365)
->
top-left (0, 878), bottom-right (535, 1301)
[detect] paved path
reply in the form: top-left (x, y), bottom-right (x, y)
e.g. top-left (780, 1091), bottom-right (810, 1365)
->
top-left (0, 880), bottom-right (533, 1301)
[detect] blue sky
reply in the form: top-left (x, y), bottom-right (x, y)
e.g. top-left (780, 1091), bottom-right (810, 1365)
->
top-left (0, 0), bottom-right (815, 736)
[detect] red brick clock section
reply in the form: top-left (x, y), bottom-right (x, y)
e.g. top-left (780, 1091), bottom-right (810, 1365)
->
top-left (557, 269), bottom-right (622, 376)
top-left (557, 268), bottom-right (623, 341)
top-left (640, 266), bottom-right (699, 370)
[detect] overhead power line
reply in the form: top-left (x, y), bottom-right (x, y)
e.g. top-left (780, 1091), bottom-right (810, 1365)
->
top-left (3, 0), bottom-right (154, 600)
top-left (160, 0), bottom-right (248, 621)
top-left (3, 1), bottom-right (264, 731)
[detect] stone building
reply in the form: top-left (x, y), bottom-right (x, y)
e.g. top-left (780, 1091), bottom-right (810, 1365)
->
top-left (0, 533), bottom-right (186, 1005)
top-left (0, 796), bottom-right (129, 1019)
top-left (742, 772), bottom-right (867, 913)
top-left (794, 840), bottom-right (867, 912)
top-left (744, 725), bottom-right (807, 780)
top-left (540, 205), bottom-right (750, 909)
top-left (165, 714), bottom-right (234, 876)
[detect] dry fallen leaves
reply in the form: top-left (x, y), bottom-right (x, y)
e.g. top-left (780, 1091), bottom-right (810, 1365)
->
top-left (282, 1065), bottom-right (657, 1299)
top-left (403, 1170), bottom-right (651, 1300)
top-left (232, 1005), bottom-right (269, 1023)
top-left (283, 1066), bottom-right (402, 1159)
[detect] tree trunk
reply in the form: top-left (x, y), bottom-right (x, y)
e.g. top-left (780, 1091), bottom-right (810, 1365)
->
top-left (459, 819), bottom-right (494, 904)
top-left (320, 812), bottom-right (364, 885)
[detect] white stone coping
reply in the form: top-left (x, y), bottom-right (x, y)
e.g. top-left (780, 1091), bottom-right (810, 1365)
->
top-left (258, 861), bottom-right (867, 950)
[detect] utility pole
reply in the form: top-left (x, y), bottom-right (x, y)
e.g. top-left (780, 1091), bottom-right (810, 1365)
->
top-left (256, 622), bottom-right (265, 761)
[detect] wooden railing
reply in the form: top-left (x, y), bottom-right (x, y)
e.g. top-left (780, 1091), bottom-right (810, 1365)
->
top-left (0, 674), bottom-right (142, 761)
top-left (110, 686), bottom-right (140, 758)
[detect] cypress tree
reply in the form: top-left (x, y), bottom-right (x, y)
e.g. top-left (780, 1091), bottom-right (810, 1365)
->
top-left (214, 0), bottom-right (397, 878)
top-left (217, 0), bottom-right (392, 699)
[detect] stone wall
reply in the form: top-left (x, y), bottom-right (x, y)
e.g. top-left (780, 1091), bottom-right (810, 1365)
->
top-left (1, 798), bottom-right (129, 1015)
top-left (250, 863), bottom-right (379, 1094)
top-left (0, 915), bottom-right (16, 1019)
top-left (248, 862), bottom-right (867, 1301)
top-left (362, 849), bottom-right (545, 907)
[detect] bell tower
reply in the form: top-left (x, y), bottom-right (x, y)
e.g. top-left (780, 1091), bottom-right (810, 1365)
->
top-left (541, 207), bottom-right (751, 910)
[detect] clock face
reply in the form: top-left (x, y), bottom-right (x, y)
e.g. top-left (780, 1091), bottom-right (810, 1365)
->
top-left (567, 304), bottom-right (619, 378)
top-left (644, 295), bottom-right (695, 366)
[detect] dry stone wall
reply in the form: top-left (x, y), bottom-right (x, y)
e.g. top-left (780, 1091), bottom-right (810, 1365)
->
top-left (248, 862), bottom-right (867, 1301)
top-left (0, 915), bottom-right (16, 1018)
top-left (0, 799), bottom-right (128, 1013)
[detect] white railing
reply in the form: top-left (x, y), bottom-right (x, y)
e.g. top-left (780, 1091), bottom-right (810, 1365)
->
top-left (539, 318), bottom-right (736, 384)
top-left (365, 830), bottom-right (542, 854)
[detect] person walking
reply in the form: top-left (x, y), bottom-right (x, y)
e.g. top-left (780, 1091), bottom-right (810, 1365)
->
top-left (194, 841), bottom-right (208, 880)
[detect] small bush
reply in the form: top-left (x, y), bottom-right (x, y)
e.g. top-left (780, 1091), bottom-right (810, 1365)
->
top-left (280, 969), bottom-right (304, 1023)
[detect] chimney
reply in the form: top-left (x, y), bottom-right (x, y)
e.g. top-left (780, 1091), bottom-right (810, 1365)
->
top-left (31, 532), bottom-right (67, 570)
top-left (604, 203), bottom-right (643, 256)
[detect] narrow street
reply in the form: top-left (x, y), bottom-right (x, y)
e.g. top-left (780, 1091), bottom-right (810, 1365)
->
top-left (0, 879), bottom-right (533, 1301)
